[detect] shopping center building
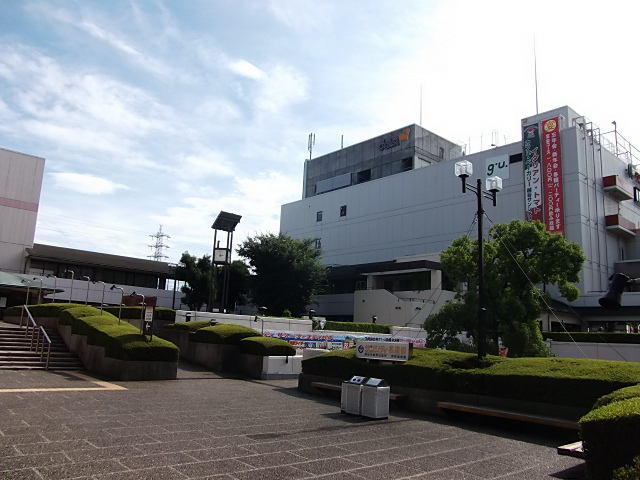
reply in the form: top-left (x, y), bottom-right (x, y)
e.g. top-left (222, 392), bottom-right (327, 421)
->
top-left (280, 105), bottom-right (640, 331)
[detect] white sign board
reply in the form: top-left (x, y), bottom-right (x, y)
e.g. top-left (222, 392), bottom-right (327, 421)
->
top-left (355, 340), bottom-right (410, 362)
top-left (485, 154), bottom-right (509, 179)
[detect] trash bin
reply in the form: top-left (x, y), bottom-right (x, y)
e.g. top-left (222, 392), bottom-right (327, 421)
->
top-left (341, 376), bottom-right (368, 415)
top-left (361, 377), bottom-right (390, 419)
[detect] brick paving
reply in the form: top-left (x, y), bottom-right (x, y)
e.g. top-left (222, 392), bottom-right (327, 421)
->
top-left (0, 362), bottom-right (586, 479)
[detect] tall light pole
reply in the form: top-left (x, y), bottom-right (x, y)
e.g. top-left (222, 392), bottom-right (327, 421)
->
top-left (47, 274), bottom-right (57, 302)
top-left (82, 276), bottom-right (91, 305)
top-left (455, 160), bottom-right (502, 359)
top-left (94, 281), bottom-right (106, 314)
top-left (110, 285), bottom-right (124, 324)
top-left (64, 269), bottom-right (74, 303)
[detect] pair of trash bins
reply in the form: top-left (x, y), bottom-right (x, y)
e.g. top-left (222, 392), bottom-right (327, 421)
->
top-left (341, 376), bottom-right (390, 419)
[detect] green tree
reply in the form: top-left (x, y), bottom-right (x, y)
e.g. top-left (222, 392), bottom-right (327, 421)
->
top-left (214, 260), bottom-right (250, 311)
top-left (425, 220), bottom-right (585, 357)
top-left (237, 232), bottom-right (328, 317)
top-left (175, 252), bottom-right (212, 311)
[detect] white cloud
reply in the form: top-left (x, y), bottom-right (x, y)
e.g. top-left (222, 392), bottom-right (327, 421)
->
top-left (50, 173), bottom-right (129, 195)
top-left (228, 59), bottom-right (264, 80)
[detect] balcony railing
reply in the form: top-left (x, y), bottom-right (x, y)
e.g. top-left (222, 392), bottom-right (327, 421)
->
top-left (603, 175), bottom-right (633, 201)
top-left (605, 214), bottom-right (637, 237)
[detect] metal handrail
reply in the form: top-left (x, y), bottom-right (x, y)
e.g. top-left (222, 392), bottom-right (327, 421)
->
top-left (22, 305), bottom-right (52, 370)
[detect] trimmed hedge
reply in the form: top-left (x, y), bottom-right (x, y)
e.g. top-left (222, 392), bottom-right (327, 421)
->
top-left (544, 332), bottom-right (640, 344)
top-left (57, 305), bottom-right (178, 362)
top-left (191, 324), bottom-right (261, 345)
top-left (5, 303), bottom-right (84, 317)
top-left (162, 321), bottom-right (211, 333)
top-left (239, 337), bottom-right (297, 356)
top-left (318, 320), bottom-right (391, 334)
top-left (102, 306), bottom-right (175, 321)
top-left (302, 348), bottom-right (640, 409)
top-left (581, 396), bottom-right (640, 480)
top-left (592, 384), bottom-right (640, 409)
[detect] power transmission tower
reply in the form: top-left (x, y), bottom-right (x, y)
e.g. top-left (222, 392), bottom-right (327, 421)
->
top-left (148, 225), bottom-right (170, 261)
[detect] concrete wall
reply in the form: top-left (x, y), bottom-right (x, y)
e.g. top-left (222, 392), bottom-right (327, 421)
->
top-left (548, 340), bottom-right (640, 362)
top-left (0, 148), bottom-right (45, 273)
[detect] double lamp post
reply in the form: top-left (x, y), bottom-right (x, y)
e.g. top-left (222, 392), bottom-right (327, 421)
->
top-left (454, 159), bottom-right (502, 359)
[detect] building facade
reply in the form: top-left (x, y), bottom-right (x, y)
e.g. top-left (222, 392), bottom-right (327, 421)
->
top-left (280, 106), bottom-right (640, 330)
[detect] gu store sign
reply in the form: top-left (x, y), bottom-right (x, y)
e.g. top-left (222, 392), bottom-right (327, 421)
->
top-left (521, 118), bottom-right (565, 235)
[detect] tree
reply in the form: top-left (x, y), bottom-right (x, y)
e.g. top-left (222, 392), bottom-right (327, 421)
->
top-left (214, 260), bottom-right (250, 310)
top-left (237, 232), bottom-right (328, 317)
top-left (425, 220), bottom-right (585, 357)
top-left (175, 252), bottom-right (212, 311)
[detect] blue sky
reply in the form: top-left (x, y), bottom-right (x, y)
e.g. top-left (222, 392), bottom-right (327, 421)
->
top-left (1, 0), bottom-right (638, 264)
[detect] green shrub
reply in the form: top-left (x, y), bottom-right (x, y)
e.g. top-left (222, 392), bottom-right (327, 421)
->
top-left (191, 324), bottom-right (261, 345)
top-left (302, 349), bottom-right (640, 410)
top-left (6, 303), bottom-right (83, 317)
top-left (319, 320), bottom-right (391, 334)
top-left (544, 332), bottom-right (640, 344)
top-left (162, 321), bottom-right (212, 332)
top-left (613, 456), bottom-right (640, 480)
top-left (239, 337), bottom-right (297, 356)
top-left (581, 397), bottom-right (640, 480)
top-left (593, 384), bottom-right (640, 409)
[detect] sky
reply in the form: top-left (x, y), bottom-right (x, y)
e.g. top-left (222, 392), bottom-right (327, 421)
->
top-left (1, 0), bottom-right (639, 265)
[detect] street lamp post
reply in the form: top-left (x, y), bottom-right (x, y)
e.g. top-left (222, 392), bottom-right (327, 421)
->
top-left (94, 281), bottom-right (106, 314)
top-left (131, 291), bottom-right (146, 335)
top-left (455, 160), bottom-right (502, 359)
top-left (64, 270), bottom-right (74, 303)
top-left (33, 277), bottom-right (43, 304)
top-left (110, 285), bottom-right (124, 324)
top-left (46, 274), bottom-right (57, 302)
top-left (81, 276), bottom-right (91, 305)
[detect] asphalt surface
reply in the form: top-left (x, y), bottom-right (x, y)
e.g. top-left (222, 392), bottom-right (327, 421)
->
top-left (0, 361), bottom-right (587, 479)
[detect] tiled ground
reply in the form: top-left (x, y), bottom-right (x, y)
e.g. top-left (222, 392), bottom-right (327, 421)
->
top-left (0, 364), bottom-right (586, 479)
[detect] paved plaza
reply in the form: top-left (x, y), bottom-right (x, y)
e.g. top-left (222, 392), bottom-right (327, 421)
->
top-left (0, 362), bottom-right (586, 479)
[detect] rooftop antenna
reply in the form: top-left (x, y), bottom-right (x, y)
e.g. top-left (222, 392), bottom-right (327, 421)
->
top-left (341, 135), bottom-right (343, 149)
top-left (420, 84), bottom-right (423, 126)
top-left (534, 35), bottom-right (539, 115)
top-left (308, 132), bottom-right (315, 161)
top-left (148, 225), bottom-right (170, 261)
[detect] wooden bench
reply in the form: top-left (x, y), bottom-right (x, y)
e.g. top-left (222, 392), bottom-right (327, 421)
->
top-left (437, 401), bottom-right (579, 430)
top-left (557, 441), bottom-right (585, 459)
top-left (310, 381), bottom-right (408, 405)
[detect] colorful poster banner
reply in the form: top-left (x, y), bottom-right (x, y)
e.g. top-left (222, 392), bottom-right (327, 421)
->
top-left (542, 117), bottom-right (565, 235)
top-left (522, 123), bottom-right (543, 222)
top-left (262, 330), bottom-right (426, 351)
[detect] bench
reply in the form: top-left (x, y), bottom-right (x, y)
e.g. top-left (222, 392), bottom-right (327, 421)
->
top-left (310, 381), bottom-right (408, 405)
top-left (437, 401), bottom-right (579, 430)
top-left (557, 441), bottom-right (585, 459)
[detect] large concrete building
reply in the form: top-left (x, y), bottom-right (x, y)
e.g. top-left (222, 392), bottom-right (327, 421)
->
top-left (280, 105), bottom-right (640, 331)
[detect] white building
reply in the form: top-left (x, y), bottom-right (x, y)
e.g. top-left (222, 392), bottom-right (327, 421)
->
top-left (280, 106), bottom-right (640, 331)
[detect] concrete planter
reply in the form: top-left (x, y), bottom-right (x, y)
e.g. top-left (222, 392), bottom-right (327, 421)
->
top-left (239, 354), bottom-right (302, 380)
top-left (298, 373), bottom-right (589, 420)
top-left (58, 324), bottom-right (177, 380)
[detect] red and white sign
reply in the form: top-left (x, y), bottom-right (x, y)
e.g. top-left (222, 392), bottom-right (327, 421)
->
top-left (542, 117), bottom-right (565, 235)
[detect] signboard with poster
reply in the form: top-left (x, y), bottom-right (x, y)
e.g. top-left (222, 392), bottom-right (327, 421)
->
top-left (142, 305), bottom-right (154, 339)
top-left (355, 340), bottom-right (410, 362)
top-left (542, 116), bottom-right (565, 235)
top-left (522, 122), bottom-right (543, 223)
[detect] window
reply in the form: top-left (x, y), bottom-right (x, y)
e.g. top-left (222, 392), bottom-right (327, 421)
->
top-left (340, 205), bottom-right (347, 217)
top-left (315, 238), bottom-right (322, 249)
top-left (316, 211), bottom-right (323, 222)
top-left (438, 147), bottom-right (445, 159)
top-left (401, 157), bottom-right (413, 172)
top-left (634, 187), bottom-right (640, 203)
top-left (356, 169), bottom-right (371, 183)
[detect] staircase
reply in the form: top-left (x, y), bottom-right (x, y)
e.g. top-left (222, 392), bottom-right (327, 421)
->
top-left (0, 322), bottom-right (84, 370)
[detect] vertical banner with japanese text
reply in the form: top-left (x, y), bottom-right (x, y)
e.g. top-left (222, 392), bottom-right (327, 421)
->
top-left (542, 117), bottom-right (565, 235)
top-left (522, 123), bottom-right (543, 222)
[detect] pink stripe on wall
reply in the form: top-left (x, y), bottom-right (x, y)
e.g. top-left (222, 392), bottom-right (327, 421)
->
top-left (0, 196), bottom-right (39, 212)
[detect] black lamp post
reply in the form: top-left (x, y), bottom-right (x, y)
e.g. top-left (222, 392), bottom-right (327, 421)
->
top-left (455, 160), bottom-right (502, 359)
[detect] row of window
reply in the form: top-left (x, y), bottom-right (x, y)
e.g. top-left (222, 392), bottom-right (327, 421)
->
top-left (28, 261), bottom-right (167, 289)
top-left (317, 205), bottom-right (347, 222)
